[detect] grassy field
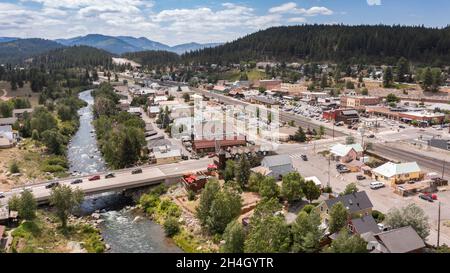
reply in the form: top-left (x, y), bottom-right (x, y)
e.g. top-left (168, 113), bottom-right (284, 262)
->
top-left (0, 81), bottom-right (40, 107)
top-left (219, 69), bottom-right (267, 82)
top-left (0, 139), bottom-right (69, 191)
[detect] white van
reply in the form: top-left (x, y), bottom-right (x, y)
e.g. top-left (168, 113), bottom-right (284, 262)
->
top-left (370, 181), bottom-right (385, 190)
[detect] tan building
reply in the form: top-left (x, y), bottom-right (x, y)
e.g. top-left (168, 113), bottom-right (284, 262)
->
top-left (153, 148), bottom-right (182, 165)
top-left (372, 162), bottom-right (423, 186)
top-left (280, 83), bottom-right (308, 95)
top-left (341, 96), bottom-right (380, 108)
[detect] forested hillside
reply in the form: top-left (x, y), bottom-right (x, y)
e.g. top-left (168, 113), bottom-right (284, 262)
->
top-left (182, 25), bottom-right (450, 65)
top-left (32, 46), bottom-right (113, 69)
top-left (0, 38), bottom-right (63, 64)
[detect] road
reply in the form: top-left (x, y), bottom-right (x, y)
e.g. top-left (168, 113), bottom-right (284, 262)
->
top-left (194, 88), bottom-right (450, 177)
top-left (372, 143), bottom-right (448, 180)
top-left (0, 158), bottom-right (212, 206)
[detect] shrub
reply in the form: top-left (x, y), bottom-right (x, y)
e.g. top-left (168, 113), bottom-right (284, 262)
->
top-left (187, 190), bottom-right (196, 201)
top-left (372, 210), bottom-right (385, 223)
top-left (139, 193), bottom-right (160, 212)
top-left (163, 217), bottom-right (180, 237)
top-left (41, 164), bottom-right (67, 173)
top-left (302, 204), bottom-right (316, 214)
top-left (9, 161), bottom-right (20, 174)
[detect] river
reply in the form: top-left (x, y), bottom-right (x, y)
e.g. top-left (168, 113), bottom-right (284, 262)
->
top-left (67, 89), bottom-right (182, 253)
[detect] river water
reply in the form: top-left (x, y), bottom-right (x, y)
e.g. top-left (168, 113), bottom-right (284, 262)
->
top-left (67, 90), bottom-right (181, 253)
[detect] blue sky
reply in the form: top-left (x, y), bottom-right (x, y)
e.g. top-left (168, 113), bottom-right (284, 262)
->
top-left (0, 0), bottom-right (448, 45)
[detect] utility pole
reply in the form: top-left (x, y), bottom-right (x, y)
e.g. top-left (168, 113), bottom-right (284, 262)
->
top-left (442, 160), bottom-right (446, 179)
top-left (437, 201), bottom-right (441, 247)
top-left (327, 155), bottom-right (331, 188)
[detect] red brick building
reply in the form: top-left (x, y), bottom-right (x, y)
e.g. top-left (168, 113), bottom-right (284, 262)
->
top-left (340, 96), bottom-right (380, 108)
top-left (323, 109), bottom-right (360, 124)
top-left (192, 136), bottom-right (247, 154)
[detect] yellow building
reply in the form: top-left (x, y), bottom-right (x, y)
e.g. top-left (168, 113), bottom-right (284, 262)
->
top-left (372, 162), bottom-right (423, 186)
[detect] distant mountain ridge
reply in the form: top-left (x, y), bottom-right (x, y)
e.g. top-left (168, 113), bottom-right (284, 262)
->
top-left (0, 38), bottom-right (64, 64)
top-left (55, 34), bottom-right (223, 55)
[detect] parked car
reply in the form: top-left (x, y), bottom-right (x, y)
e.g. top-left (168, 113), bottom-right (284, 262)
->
top-left (301, 155), bottom-right (308, 161)
top-left (71, 179), bottom-right (83, 185)
top-left (131, 168), bottom-right (143, 175)
top-left (356, 175), bottom-right (366, 180)
top-left (367, 134), bottom-right (375, 139)
top-left (181, 155), bottom-right (189, 160)
top-left (399, 125), bottom-right (406, 129)
top-left (337, 167), bottom-right (350, 174)
top-left (370, 181), bottom-right (385, 190)
top-left (88, 175), bottom-right (101, 181)
top-left (45, 182), bottom-right (60, 189)
top-left (419, 194), bottom-right (434, 202)
top-left (0, 192), bottom-right (5, 198)
top-left (105, 173), bottom-right (115, 179)
top-left (190, 155), bottom-right (200, 160)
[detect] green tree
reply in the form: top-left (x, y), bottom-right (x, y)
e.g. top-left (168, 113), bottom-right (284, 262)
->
top-left (341, 183), bottom-right (359, 195)
top-left (386, 93), bottom-right (400, 103)
top-left (328, 202), bottom-right (349, 234)
top-left (244, 214), bottom-right (291, 253)
top-left (385, 203), bottom-right (430, 239)
top-left (206, 188), bottom-right (242, 234)
top-left (421, 67), bottom-right (434, 92)
top-left (163, 217), bottom-right (180, 237)
top-left (325, 228), bottom-right (368, 253)
top-left (281, 172), bottom-right (304, 203)
top-left (49, 185), bottom-right (84, 229)
top-left (41, 129), bottom-right (66, 155)
top-left (396, 57), bottom-right (410, 82)
top-left (292, 211), bottom-right (324, 253)
top-left (17, 190), bottom-right (37, 221)
top-left (383, 67), bottom-right (394, 87)
top-left (221, 220), bottom-right (246, 253)
top-left (259, 176), bottom-right (279, 200)
top-left (293, 126), bottom-right (306, 142)
top-left (318, 126), bottom-right (325, 139)
top-left (248, 172), bottom-right (263, 192)
top-left (235, 155), bottom-right (251, 188)
top-left (196, 179), bottom-right (220, 226)
top-left (361, 88), bottom-right (369, 96)
top-left (302, 180), bottom-right (321, 203)
top-left (345, 135), bottom-right (355, 145)
top-left (0, 101), bottom-right (13, 118)
top-left (30, 107), bottom-right (58, 134)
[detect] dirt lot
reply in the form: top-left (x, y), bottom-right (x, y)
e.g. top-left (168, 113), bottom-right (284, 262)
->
top-left (0, 81), bottom-right (40, 107)
top-left (0, 139), bottom-right (56, 191)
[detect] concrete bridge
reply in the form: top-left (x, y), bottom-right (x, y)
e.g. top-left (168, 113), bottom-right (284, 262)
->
top-left (1, 158), bottom-right (212, 206)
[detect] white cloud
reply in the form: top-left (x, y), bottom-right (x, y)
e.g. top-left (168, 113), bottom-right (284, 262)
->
top-left (269, 2), bottom-right (297, 13)
top-left (367, 0), bottom-right (382, 6)
top-left (269, 2), bottom-right (333, 16)
top-left (288, 17), bottom-right (306, 23)
top-left (2, 1), bottom-right (330, 45)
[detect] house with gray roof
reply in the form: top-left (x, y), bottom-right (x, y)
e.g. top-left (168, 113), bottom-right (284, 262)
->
top-left (371, 226), bottom-right (426, 253)
top-left (257, 154), bottom-right (294, 179)
top-left (317, 191), bottom-right (373, 225)
top-left (349, 215), bottom-right (381, 235)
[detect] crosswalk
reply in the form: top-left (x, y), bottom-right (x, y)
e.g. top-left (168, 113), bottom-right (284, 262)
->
top-left (289, 153), bottom-right (305, 159)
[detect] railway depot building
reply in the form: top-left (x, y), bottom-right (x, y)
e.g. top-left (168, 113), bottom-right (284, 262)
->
top-left (366, 107), bottom-right (445, 126)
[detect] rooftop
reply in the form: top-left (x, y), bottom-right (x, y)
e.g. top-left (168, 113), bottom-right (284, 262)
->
top-left (324, 191), bottom-right (373, 214)
top-left (374, 226), bottom-right (425, 253)
top-left (372, 162), bottom-right (421, 178)
top-left (351, 215), bottom-right (380, 235)
top-left (261, 154), bottom-right (292, 168)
